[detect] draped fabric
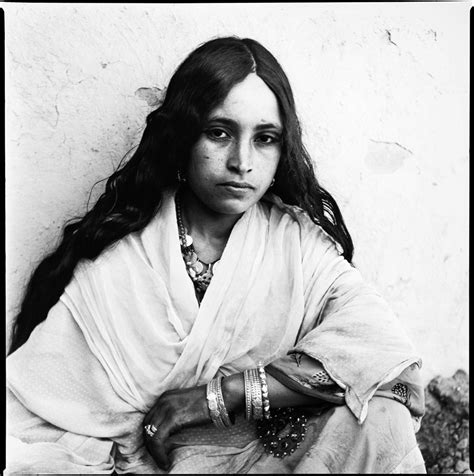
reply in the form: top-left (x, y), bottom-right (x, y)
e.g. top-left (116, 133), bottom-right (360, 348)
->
top-left (6, 188), bottom-right (425, 473)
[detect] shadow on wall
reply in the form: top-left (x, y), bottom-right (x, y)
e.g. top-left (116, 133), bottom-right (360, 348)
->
top-left (417, 370), bottom-right (471, 474)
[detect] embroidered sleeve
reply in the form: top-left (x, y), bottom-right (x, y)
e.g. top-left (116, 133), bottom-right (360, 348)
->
top-left (266, 355), bottom-right (424, 425)
top-left (265, 352), bottom-right (345, 405)
top-left (372, 363), bottom-right (425, 419)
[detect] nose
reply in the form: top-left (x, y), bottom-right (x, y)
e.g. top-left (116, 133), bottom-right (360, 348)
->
top-left (227, 139), bottom-right (253, 175)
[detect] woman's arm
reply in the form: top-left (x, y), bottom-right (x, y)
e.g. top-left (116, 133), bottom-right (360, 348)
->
top-left (145, 218), bottom-right (424, 470)
top-left (222, 371), bottom-right (323, 412)
top-left (143, 367), bottom-right (338, 470)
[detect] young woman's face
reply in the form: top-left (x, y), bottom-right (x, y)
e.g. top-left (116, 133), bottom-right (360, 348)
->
top-left (186, 73), bottom-right (282, 217)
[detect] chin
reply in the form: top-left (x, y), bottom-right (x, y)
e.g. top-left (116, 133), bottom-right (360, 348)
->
top-left (210, 197), bottom-right (258, 216)
top-left (213, 203), bottom-right (252, 216)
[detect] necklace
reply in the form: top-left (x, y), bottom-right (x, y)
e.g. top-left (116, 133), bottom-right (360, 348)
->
top-left (175, 194), bottom-right (220, 296)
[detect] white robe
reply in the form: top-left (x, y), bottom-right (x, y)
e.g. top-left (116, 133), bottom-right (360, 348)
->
top-left (6, 188), bottom-right (423, 473)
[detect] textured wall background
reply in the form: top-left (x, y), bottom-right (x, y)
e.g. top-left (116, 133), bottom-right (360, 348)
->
top-left (5, 3), bottom-right (469, 385)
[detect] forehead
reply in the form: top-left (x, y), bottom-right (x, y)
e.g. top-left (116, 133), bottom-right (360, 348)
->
top-left (208, 73), bottom-right (282, 127)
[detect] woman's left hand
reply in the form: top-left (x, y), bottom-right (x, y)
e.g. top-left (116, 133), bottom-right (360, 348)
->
top-left (143, 384), bottom-right (211, 471)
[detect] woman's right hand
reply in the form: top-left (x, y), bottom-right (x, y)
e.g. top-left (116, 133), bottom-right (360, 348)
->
top-left (143, 384), bottom-right (211, 470)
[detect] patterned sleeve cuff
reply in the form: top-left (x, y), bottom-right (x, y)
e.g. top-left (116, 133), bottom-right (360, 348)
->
top-left (374, 363), bottom-right (425, 418)
top-left (266, 352), bottom-right (345, 405)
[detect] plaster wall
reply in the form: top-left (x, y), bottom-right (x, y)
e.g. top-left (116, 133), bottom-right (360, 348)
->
top-left (5, 3), bottom-right (469, 385)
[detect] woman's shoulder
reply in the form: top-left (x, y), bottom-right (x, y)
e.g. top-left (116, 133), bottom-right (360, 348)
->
top-left (75, 224), bottom-right (147, 275)
top-left (73, 240), bottom-right (122, 276)
top-left (76, 198), bottom-right (169, 273)
top-left (260, 193), bottom-right (343, 253)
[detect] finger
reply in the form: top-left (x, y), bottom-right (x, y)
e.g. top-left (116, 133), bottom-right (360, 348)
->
top-left (142, 405), bottom-right (158, 429)
top-left (143, 422), bottom-right (159, 440)
top-left (144, 419), bottom-right (175, 470)
top-left (146, 437), bottom-right (170, 471)
top-left (143, 408), bottom-right (164, 442)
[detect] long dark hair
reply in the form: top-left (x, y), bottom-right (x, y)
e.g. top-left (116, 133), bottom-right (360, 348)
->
top-left (9, 36), bottom-right (353, 355)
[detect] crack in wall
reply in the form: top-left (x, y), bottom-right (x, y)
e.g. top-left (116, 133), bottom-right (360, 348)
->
top-left (54, 104), bottom-right (60, 128)
top-left (385, 29), bottom-right (398, 47)
top-left (365, 139), bottom-right (413, 174)
top-left (369, 139), bottom-right (413, 155)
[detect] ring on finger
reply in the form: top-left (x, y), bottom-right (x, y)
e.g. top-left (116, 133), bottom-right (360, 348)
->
top-left (144, 423), bottom-right (158, 439)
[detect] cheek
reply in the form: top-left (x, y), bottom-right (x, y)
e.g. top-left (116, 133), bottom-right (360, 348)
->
top-left (190, 142), bottom-right (226, 172)
top-left (257, 149), bottom-right (280, 174)
top-left (188, 149), bottom-right (216, 187)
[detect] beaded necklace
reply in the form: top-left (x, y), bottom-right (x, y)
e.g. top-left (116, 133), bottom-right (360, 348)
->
top-left (175, 194), bottom-right (220, 300)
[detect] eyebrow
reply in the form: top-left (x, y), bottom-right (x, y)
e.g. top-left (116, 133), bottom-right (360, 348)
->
top-left (206, 116), bottom-right (283, 132)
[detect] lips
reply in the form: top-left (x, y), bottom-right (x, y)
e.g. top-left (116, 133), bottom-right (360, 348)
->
top-left (218, 181), bottom-right (255, 189)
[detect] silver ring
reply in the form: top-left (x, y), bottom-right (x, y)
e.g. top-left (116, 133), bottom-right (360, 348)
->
top-left (144, 424), bottom-right (158, 439)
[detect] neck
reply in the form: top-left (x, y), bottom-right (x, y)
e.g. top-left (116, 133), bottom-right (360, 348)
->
top-left (179, 186), bottom-right (243, 243)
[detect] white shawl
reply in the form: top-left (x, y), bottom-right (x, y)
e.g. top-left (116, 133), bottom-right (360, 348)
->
top-left (6, 188), bottom-right (421, 473)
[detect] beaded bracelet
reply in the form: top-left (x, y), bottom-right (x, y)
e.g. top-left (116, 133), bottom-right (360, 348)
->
top-left (206, 377), bottom-right (232, 429)
top-left (257, 363), bottom-right (271, 420)
top-left (257, 407), bottom-right (308, 458)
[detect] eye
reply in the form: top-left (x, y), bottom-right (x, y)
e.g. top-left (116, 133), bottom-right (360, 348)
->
top-left (256, 134), bottom-right (281, 145)
top-left (205, 128), bottom-right (230, 141)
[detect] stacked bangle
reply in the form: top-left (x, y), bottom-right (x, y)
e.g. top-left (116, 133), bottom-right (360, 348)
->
top-left (206, 376), bottom-right (233, 429)
top-left (249, 368), bottom-right (263, 420)
top-left (244, 365), bottom-right (271, 420)
top-left (257, 362), bottom-right (271, 420)
top-left (244, 369), bottom-right (253, 420)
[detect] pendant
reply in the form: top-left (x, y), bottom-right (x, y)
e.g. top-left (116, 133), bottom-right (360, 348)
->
top-left (185, 252), bottom-right (198, 266)
top-left (185, 234), bottom-right (193, 247)
top-left (194, 261), bottom-right (204, 274)
top-left (201, 269), bottom-right (212, 283)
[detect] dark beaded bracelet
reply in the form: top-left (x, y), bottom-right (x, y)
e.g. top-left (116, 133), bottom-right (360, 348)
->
top-left (256, 407), bottom-right (308, 458)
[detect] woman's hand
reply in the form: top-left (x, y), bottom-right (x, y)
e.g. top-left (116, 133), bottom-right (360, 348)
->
top-left (143, 384), bottom-right (211, 471)
top-left (142, 370), bottom-right (319, 470)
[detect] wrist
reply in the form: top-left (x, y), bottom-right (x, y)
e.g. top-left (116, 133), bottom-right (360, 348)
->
top-left (221, 372), bottom-right (245, 414)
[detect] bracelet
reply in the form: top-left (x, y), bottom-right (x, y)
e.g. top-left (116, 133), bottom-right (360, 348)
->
top-left (215, 376), bottom-right (234, 426)
top-left (249, 368), bottom-right (263, 420)
top-left (206, 377), bottom-right (233, 429)
top-left (207, 378), bottom-right (225, 429)
top-left (257, 362), bottom-right (271, 420)
top-left (244, 369), bottom-right (253, 420)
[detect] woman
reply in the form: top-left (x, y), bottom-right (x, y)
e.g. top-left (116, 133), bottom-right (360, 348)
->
top-left (6, 37), bottom-right (426, 473)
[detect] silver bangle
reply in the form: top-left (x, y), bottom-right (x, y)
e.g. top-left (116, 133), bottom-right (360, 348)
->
top-left (215, 376), bottom-right (233, 427)
top-left (257, 362), bottom-right (271, 420)
top-left (207, 378), bottom-right (225, 429)
top-left (244, 369), bottom-right (253, 420)
top-left (249, 368), bottom-right (263, 420)
top-left (206, 377), bottom-right (232, 429)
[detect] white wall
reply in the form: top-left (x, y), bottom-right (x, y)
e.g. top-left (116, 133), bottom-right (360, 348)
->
top-left (5, 3), bottom-right (469, 385)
